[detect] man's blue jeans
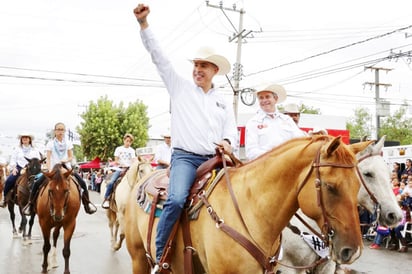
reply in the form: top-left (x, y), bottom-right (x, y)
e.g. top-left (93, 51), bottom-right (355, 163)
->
top-left (155, 151), bottom-right (210, 261)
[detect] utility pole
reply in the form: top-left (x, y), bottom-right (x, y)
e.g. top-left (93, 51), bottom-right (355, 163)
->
top-left (364, 66), bottom-right (392, 139)
top-left (206, 1), bottom-right (253, 122)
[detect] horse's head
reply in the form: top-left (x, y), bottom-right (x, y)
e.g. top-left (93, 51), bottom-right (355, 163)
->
top-left (126, 157), bottom-right (154, 185)
top-left (24, 156), bottom-right (46, 178)
top-left (44, 164), bottom-right (72, 222)
top-left (355, 136), bottom-right (402, 227)
top-left (296, 136), bottom-right (371, 265)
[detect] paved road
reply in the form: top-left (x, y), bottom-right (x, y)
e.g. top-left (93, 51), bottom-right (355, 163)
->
top-left (1, 190), bottom-right (412, 273)
top-left (0, 191), bottom-right (131, 274)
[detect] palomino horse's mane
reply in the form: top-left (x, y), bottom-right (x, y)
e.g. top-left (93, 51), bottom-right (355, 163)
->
top-left (243, 135), bottom-right (356, 167)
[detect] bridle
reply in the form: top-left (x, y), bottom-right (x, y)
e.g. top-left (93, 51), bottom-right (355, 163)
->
top-left (47, 177), bottom-right (70, 222)
top-left (200, 142), bottom-right (357, 273)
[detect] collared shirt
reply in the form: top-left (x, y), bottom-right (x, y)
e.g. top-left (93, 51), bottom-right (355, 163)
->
top-left (141, 27), bottom-right (238, 156)
top-left (245, 109), bottom-right (307, 160)
top-left (154, 142), bottom-right (172, 166)
top-left (9, 145), bottom-right (42, 169)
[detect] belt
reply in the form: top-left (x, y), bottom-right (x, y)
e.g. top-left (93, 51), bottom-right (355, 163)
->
top-left (173, 148), bottom-right (215, 158)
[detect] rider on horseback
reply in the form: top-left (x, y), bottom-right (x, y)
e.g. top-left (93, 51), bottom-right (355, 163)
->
top-left (102, 133), bottom-right (136, 209)
top-left (23, 122), bottom-right (97, 215)
top-left (0, 133), bottom-right (41, 208)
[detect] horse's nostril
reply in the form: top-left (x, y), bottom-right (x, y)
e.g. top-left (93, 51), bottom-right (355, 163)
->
top-left (339, 247), bottom-right (355, 264)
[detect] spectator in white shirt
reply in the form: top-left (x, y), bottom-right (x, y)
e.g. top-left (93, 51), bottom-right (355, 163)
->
top-left (154, 133), bottom-right (172, 170)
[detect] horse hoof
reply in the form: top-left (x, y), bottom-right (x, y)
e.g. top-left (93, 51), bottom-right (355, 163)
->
top-left (13, 232), bottom-right (19, 239)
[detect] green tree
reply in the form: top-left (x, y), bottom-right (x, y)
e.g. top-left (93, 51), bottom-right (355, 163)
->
top-left (346, 107), bottom-right (373, 140)
top-left (380, 105), bottom-right (412, 145)
top-left (76, 96), bottom-right (149, 161)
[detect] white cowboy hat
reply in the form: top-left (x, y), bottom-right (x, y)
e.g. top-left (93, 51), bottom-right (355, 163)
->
top-left (283, 103), bottom-right (300, 114)
top-left (17, 133), bottom-right (35, 140)
top-left (255, 84), bottom-right (287, 103)
top-left (191, 47), bottom-right (231, 75)
top-left (161, 132), bottom-right (171, 138)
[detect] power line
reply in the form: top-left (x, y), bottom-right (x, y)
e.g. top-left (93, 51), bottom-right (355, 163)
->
top-left (246, 24), bottom-right (412, 77)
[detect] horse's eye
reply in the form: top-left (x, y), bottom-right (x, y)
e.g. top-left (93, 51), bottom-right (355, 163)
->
top-left (324, 183), bottom-right (338, 195)
top-left (363, 172), bottom-right (373, 178)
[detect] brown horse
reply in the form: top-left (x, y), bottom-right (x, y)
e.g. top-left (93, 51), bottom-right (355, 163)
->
top-left (36, 164), bottom-right (81, 274)
top-left (125, 136), bottom-right (372, 274)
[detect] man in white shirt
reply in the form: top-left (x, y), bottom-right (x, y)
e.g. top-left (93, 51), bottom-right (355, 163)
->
top-left (154, 133), bottom-right (172, 170)
top-left (246, 84), bottom-right (306, 160)
top-left (134, 4), bottom-right (238, 271)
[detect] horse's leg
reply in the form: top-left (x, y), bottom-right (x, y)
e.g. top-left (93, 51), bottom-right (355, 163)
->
top-left (27, 213), bottom-right (36, 239)
top-left (19, 209), bottom-right (28, 239)
top-left (107, 209), bottom-right (117, 249)
top-left (40, 226), bottom-right (51, 273)
top-left (62, 223), bottom-right (76, 274)
top-left (7, 203), bottom-right (18, 238)
top-left (115, 210), bottom-right (126, 251)
top-left (49, 226), bottom-right (60, 269)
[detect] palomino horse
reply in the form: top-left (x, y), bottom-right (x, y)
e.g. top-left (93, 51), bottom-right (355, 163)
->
top-left (101, 157), bottom-right (153, 250)
top-left (37, 164), bottom-right (81, 274)
top-left (279, 136), bottom-right (403, 274)
top-left (16, 156), bottom-right (46, 242)
top-left (125, 136), bottom-right (372, 274)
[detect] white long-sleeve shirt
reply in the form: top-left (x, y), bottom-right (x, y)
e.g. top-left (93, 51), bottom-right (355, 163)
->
top-left (246, 110), bottom-right (306, 160)
top-left (140, 27), bottom-right (238, 155)
top-left (9, 145), bottom-right (42, 169)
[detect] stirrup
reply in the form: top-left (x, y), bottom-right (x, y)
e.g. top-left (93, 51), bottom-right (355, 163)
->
top-left (102, 199), bottom-right (110, 209)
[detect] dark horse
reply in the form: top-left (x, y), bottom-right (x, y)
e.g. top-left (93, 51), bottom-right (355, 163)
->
top-left (37, 164), bottom-right (81, 274)
top-left (5, 156), bottom-right (45, 238)
top-left (16, 156), bottom-right (46, 242)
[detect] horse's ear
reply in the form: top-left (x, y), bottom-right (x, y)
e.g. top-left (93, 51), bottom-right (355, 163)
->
top-left (24, 156), bottom-right (31, 162)
top-left (41, 157), bottom-right (47, 163)
top-left (43, 170), bottom-right (54, 180)
top-left (348, 140), bottom-right (375, 155)
top-left (325, 136), bottom-right (342, 156)
top-left (63, 169), bottom-right (73, 178)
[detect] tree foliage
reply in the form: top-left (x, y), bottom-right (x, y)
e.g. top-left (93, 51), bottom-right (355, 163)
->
top-left (346, 107), bottom-right (373, 140)
top-left (76, 96), bottom-right (149, 161)
top-left (380, 106), bottom-right (412, 145)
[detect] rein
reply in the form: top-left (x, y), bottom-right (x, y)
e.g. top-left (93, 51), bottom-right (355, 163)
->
top-left (285, 146), bottom-right (382, 271)
top-left (200, 143), bottom-right (357, 273)
top-left (47, 178), bottom-right (70, 221)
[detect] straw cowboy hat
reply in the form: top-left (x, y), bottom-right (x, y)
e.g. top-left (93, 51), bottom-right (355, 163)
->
top-left (17, 133), bottom-right (35, 140)
top-left (255, 84), bottom-right (287, 103)
top-left (283, 103), bottom-right (300, 114)
top-left (191, 47), bottom-right (231, 75)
